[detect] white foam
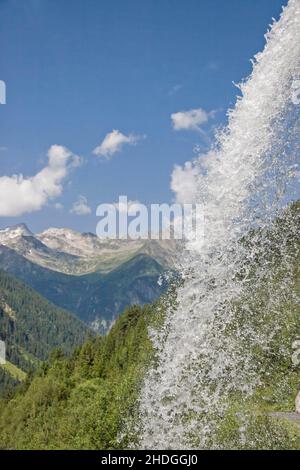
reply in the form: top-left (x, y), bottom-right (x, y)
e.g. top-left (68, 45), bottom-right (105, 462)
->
top-left (137, 0), bottom-right (300, 450)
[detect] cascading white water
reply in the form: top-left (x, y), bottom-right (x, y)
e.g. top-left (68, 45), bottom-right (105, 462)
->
top-left (137, 0), bottom-right (300, 450)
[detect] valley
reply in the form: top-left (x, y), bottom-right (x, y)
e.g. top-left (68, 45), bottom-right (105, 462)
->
top-left (0, 224), bottom-right (177, 332)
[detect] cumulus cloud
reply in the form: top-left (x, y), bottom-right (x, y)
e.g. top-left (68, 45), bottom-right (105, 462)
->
top-left (170, 161), bottom-right (199, 204)
top-left (93, 130), bottom-right (142, 159)
top-left (0, 145), bottom-right (82, 217)
top-left (70, 195), bottom-right (92, 215)
top-left (171, 107), bottom-right (214, 131)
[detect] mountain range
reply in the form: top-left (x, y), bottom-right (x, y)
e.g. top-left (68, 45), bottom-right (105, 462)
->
top-left (0, 224), bottom-right (178, 331)
top-left (0, 223), bottom-right (178, 275)
top-left (0, 202), bottom-right (299, 449)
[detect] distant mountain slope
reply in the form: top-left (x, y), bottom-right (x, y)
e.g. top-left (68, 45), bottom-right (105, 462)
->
top-left (0, 270), bottom-right (91, 396)
top-left (0, 224), bottom-right (82, 275)
top-left (0, 224), bottom-right (178, 275)
top-left (36, 227), bottom-right (179, 272)
top-left (84, 254), bottom-right (167, 330)
top-left (0, 244), bottom-right (169, 332)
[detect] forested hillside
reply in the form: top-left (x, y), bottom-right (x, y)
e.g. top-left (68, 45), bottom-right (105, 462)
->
top-left (0, 271), bottom-right (91, 397)
top-left (0, 245), bottom-right (168, 332)
top-left (0, 303), bottom-right (159, 449)
top-left (0, 223), bottom-right (176, 332)
top-left (0, 203), bottom-right (299, 449)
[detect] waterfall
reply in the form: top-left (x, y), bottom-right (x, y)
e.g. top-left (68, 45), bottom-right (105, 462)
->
top-left (137, 0), bottom-right (300, 450)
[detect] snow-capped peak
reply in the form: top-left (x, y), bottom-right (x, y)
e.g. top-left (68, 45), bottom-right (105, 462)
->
top-left (37, 227), bottom-right (81, 240)
top-left (0, 223), bottom-right (33, 242)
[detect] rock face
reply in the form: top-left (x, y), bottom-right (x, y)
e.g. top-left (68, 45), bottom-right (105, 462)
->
top-left (296, 392), bottom-right (300, 414)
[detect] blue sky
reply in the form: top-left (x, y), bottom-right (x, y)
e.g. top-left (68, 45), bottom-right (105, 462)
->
top-left (0, 0), bottom-right (287, 232)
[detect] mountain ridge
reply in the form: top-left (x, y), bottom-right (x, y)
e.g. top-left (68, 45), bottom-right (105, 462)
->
top-left (0, 223), bottom-right (178, 275)
top-left (0, 243), bottom-right (170, 332)
top-left (0, 223), bottom-right (176, 331)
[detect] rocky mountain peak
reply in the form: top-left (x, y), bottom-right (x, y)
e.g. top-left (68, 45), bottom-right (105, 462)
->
top-left (0, 223), bottom-right (33, 242)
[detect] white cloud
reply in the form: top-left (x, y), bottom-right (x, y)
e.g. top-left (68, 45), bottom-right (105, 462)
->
top-left (0, 145), bottom-right (82, 217)
top-left (93, 130), bottom-right (142, 159)
top-left (170, 161), bottom-right (199, 204)
top-left (70, 195), bottom-right (92, 215)
top-left (171, 107), bottom-right (214, 131)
